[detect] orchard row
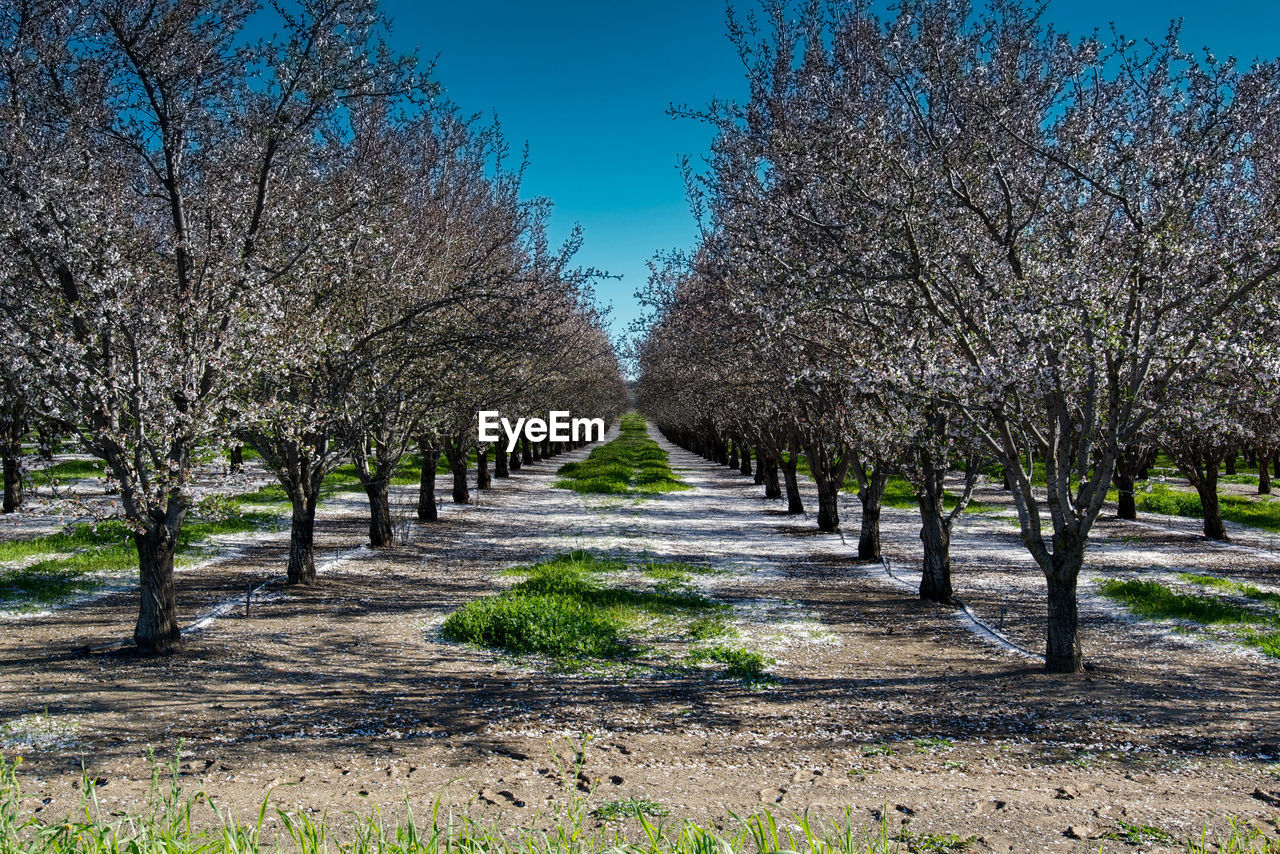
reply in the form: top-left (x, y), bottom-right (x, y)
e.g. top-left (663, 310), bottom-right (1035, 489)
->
top-left (635, 0), bottom-right (1280, 673)
top-left (0, 1), bottom-right (628, 652)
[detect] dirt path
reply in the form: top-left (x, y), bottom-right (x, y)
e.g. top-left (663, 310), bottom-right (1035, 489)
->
top-left (1, 426), bottom-right (1278, 852)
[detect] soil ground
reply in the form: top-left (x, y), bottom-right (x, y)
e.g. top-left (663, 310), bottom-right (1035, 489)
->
top-left (2, 426), bottom-right (1279, 852)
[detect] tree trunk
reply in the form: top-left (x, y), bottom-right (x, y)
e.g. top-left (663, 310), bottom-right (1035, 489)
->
top-left (229, 445), bottom-right (243, 474)
top-left (451, 454), bottom-right (469, 504)
top-left (531, 438), bottom-right (542, 462)
top-left (364, 479), bottom-right (394, 547)
top-left (916, 468), bottom-right (957, 601)
top-left (417, 445), bottom-right (439, 522)
top-left (1113, 452), bottom-right (1138, 521)
top-left (857, 468), bottom-right (889, 561)
top-left (287, 493), bottom-right (318, 584)
top-left (1225, 449), bottom-right (1237, 475)
top-left (133, 522), bottom-right (181, 654)
top-left (918, 506), bottom-right (953, 602)
top-left (477, 449), bottom-right (491, 490)
top-left (1172, 446), bottom-right (1228, 541)
top-left (915, 443), bottom-right (958, 602)
top-left (494, 445), bottom-right (509, 478)
top-left (1200, 469), bottom-right (1227, 540)
top-left (1258, 447), bottom-right (1271, 495)
top-left (739, 448), bottom-right (752, 477)
top-left (509, 447), bottom-right (522, 471)
top-left (753, 451), bottom-right (765, 485)
top-left (522, 438), bottom-right (533, 465)
top-left (763, 456), bottom-right (781, 499)
top-left (781, 454), bottom-right (803, 514)
top-left (1044, 564), bottom-right (1083, 673)
top-left (815, 477), bottom-right (840, 533)
top-left (728, 444), bottom-right (739, 471)
top-left (2, 444), bottom-right (21, 513)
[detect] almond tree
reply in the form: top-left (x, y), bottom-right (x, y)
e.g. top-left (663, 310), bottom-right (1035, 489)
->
top-left (0, 0), bottom-right (424, 652)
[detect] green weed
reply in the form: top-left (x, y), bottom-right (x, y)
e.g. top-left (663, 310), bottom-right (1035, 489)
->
top-left (897, 829), bottom-right (978, 852)
top-left (1103, 820), bottom-right (1175, 845)
top-left (687, 645), bottom-right (774, 681)
top-left (912, 736), bottom-right (953, 752)
top-left (590, 797), bottom-right (670, 822)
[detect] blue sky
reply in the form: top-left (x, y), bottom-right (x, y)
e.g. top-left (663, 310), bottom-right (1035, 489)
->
top-left (379, 1), bottom-right (1280, 341)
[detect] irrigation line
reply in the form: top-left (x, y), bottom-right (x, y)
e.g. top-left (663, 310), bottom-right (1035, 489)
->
top-left (69, 545), bottom-right (370, 657)
top-left (873, 555), bottom-right (1045, 663)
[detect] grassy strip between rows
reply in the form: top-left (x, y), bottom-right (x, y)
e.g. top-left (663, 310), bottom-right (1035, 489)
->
top-left (0, 509), bottom-right (278, 612)
top-left (439, 552), bottom-right (770, 681)
top-left (1096, 577), bottom-right (1280, 658)
top-left (555, 414), bottom-right (687, 495)
top-left (1, 755), bottom-right (1276, 854)
top-left (1134, 483), bottom-right (1280, 534)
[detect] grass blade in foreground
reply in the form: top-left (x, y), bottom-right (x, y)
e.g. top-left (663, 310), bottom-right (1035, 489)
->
top-left (1, 755), bottom-right (1275, 854)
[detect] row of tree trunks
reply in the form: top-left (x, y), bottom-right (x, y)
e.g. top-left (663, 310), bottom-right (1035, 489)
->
top-left (660, 429), bottom-right (813, 519)
top-left (666, 428), bottom-right (921, 569)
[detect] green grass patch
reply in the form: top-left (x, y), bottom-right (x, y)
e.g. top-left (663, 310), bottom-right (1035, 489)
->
top-left (878, 476), bottom-right (995, 515)
top-left (687, 644), bottom-right (774, 681)
top-left (687, 614), bottom-right (737, 640)
top-left (640, 559), bottom-right (718, 582)
top-left (1096, 579), bottom-right (1261, 625)
top-left (1136, 483), bottom-right (1280, 533)
top-left (232, 457), bottom-right (423, 510)
top-left (1103, 820), bottom-right (1175, 846)
top-left (555, 413), bottom-right (688, 495)
top-left (441, 552), bottom-right (722, 667)
top-left (793, 458), bottom-right (995, 515)
top-left (26, 459), bottom-right (106, 486)
top-left (912, 736), bottom-right (954, 752)
top-left (1179, 573), bottom-right (1280, 608)
top-left (1237, 628), bottom-right (1280, 658)
top-left (440, 592), bottom-right (627, 659)
top-left (1098, 577), bottom-right (1280, 660)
